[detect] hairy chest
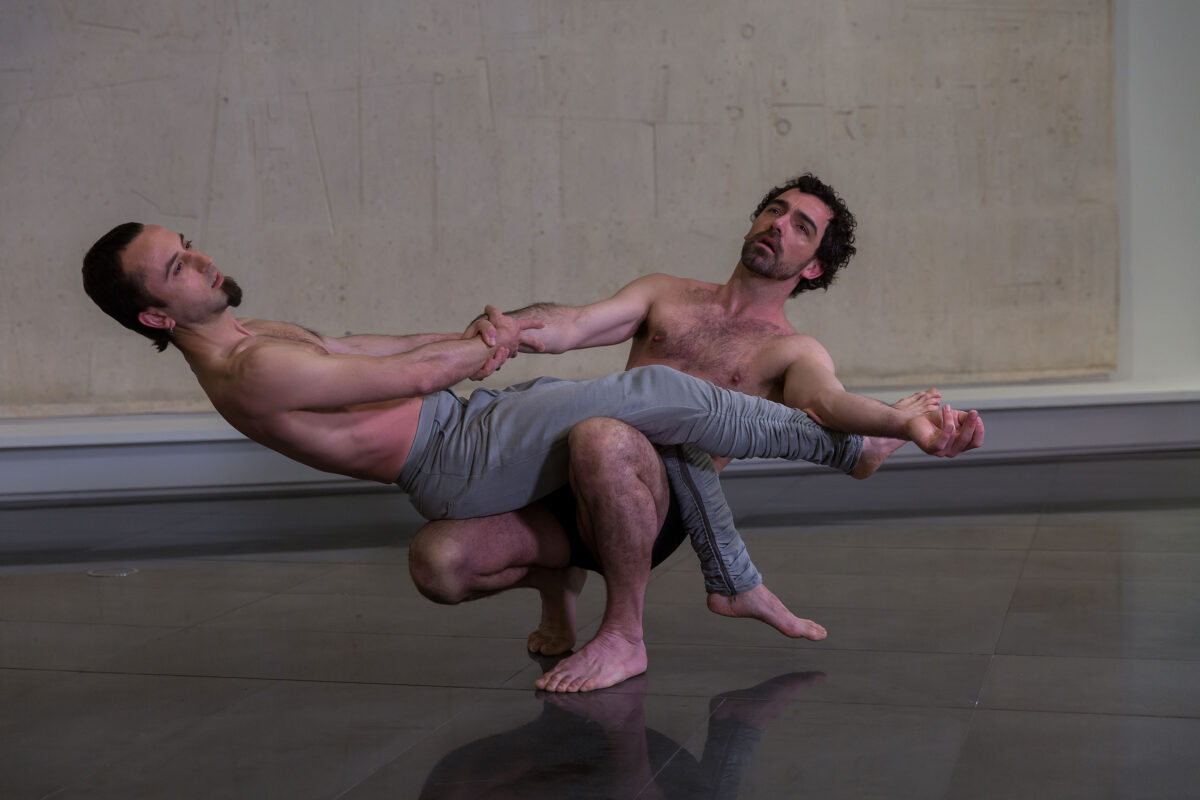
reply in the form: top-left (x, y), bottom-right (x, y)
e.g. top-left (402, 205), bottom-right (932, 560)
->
top-left (630, 302), bottom-right (790, 396)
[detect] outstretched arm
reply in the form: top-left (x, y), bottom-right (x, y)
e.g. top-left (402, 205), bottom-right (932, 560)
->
top-left (320, 331), bottom-right (462, 357)
top-left (463, 273), bottom-right (673, 355)
top-left (239, 308), bottom-right (540, 413)
top-left (781, 338), bottom-right (983, 457)
top-left (782, 339), bottom-right (913, 437)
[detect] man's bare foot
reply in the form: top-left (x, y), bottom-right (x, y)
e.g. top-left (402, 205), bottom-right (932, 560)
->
top-left (706, 583), bottom-right (827, 640)
top-left (534, 629), bottom-right (648, 692)
top-left (893, 387), bottom-right (941, 414)
top-left (849, 388), bottom-right (941, 479)
top-left (850, 435), bottom-right (905, 479)
top-left (539, 674), bottom-right (649, 727)
top-left (527, 566), bottom-right (586, 655)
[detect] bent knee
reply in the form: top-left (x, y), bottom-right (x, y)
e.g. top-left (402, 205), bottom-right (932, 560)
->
top-left (568, 418), bottom-right (665, 495)
top-left (409, 524), bottom-right (472, 604)
top-left (568, 417), bottom-right (655, 463)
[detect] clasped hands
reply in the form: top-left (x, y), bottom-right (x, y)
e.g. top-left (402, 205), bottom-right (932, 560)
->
top-left (463, 306), bottom-right (546, 380)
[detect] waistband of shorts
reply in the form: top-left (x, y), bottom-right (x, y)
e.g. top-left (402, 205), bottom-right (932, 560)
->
top-left (395, 390), bottom-right (462, 490)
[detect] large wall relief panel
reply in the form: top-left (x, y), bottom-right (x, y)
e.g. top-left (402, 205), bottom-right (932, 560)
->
top-left (2, 0), bottom-right (1115, 415)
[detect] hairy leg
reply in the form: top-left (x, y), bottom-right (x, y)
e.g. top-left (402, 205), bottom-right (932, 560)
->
top-left (536, 418), bottom-right (670, 693)
top-left (408, 505), bottom-right (586, 654)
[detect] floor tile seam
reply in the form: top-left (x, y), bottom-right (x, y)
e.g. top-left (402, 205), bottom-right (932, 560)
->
top-left (1014, 576), bottom-right (1200, 585)
top-left (0, 665), bottom-right (289, 688)
top-left (739, 543), bottom-right (1033, 554)
top-left (333, 697), bottom-right (488, 800)
top-left (991, 649), bottom-right (1200, 664)
top-left (652, 693), bottom-right (982, 713)
top-left (645, 642), bottom-right (996, 658)
top-left (976, 701), bottom-right (1200, 720)
top-left (180, 623), bottom-right (542, 643)
top-left (649, 600), bottom-right (1015, 617)
top-left (46, 666), bottom-right (541, 693)
top-left (214, 562), bottom-right (363, 595)
top-left (215, 589), bottom-right (454, 601)
top-left (1029, 547), bottom-right (1200, 556)
top-left (1003, 607), bottom-right (1200, 619)
top-left (645, 602), bottom-right (1015, 614)
top-left (972, 655), bottom-right (1000, 718)
top-left (968, 706), bottom-right (1200, 723)
top-left (640, 740), bottom-right (690, 799)
top-left (147, 590), bottom-right (294, 636)
top-left (740, 542), bottom-right (1035, 552)
top-left (196, 621), bottom-right (549, 638)
top-left (0, 618), bottom-right (183, 636)
top-left (987, 651), bottom-right (1200, 666)
top-left (689, 570), bottom-right (1029, 580)
top-left (1030, 546), bottom-right (1200, 553)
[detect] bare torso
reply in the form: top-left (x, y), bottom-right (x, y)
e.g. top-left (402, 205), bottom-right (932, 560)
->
top-left (188, 319), bottom-right (423, 484)
top-left (625, 277), bottom-right (807, 470)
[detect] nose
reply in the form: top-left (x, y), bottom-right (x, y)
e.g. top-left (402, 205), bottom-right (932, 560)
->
top-left (187, 251), bottom-right (212, 271)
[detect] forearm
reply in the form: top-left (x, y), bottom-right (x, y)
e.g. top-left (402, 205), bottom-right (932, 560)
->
top-left (327, 331), bottom-right (459, 357)
top-left (807, 390), bottom-right (913, 439)
top-left (388, 336), bottom-right (497, 396)
top-left (504, 302), bottom-right (587, 353)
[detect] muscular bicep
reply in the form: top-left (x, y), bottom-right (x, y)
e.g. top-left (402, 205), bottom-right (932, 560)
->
top-left (236, 346), bottom-right (434, 414)
top-left (781, 339), bottom-right (844, 413)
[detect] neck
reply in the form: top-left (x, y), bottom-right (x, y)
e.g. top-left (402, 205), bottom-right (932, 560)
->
top-left (171, 311), bottom-right (251, 359)
top-left (719, 263), bottom-right (798, 316)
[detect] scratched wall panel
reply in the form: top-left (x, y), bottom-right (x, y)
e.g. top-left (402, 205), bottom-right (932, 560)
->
top-left (0, 0), bottom-right (1115, 415)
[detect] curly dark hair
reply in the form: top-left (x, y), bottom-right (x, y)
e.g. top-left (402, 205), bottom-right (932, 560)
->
top-left (82, 221), bottom-right (173, 352)
top-left (751, 173), bottom-right (857, 296)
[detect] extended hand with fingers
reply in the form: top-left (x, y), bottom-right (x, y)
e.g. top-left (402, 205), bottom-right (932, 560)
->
top-left (904, 404), bottom-right (985, 458)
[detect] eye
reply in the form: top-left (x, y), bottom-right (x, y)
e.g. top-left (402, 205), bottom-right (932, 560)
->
top-left (184, 240), bottom-right (193, 249)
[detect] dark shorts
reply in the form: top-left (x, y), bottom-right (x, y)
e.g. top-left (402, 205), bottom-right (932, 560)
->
top-left (538, 483), bottom-right (688, 575)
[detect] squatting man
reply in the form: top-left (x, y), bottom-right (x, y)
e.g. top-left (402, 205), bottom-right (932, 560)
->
top-left (407, 173), bottom-right (983, 692)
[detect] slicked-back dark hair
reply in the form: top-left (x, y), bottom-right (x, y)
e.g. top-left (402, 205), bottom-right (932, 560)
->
top-left (751, 173), bottom-right (857, 296)
top-left (82, 222), bottom-right (172, 352)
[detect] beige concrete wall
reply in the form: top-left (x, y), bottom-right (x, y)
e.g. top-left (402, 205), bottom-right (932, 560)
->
top-left (0, 0), bottom-right (1115, 417)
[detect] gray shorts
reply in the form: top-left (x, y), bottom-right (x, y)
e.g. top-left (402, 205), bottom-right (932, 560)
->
top-left (394, 366), bottom-right (861, 521)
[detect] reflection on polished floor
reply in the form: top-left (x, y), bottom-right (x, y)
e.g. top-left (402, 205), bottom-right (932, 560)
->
top-left (3, 495), bottom-right (1200, 799)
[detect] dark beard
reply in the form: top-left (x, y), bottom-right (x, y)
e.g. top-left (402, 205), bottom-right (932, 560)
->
top-left (221, 276), bottom-right (243, 307)
top-left (740, 235), bottom-right (779, 276)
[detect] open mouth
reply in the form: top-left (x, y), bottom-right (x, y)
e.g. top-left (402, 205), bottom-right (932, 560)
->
top-left (212, 271), bottom-right (223, 289)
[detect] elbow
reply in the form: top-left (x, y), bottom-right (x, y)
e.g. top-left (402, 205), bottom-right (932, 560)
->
top-left (408, 372), bottom-right (441, 398)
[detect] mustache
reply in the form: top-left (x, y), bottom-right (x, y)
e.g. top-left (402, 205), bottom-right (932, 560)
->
top-left (753, 231), bottom-right (780, 253)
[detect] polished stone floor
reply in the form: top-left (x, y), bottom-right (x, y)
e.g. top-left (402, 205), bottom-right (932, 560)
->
top-left (3, 496), bottom-right (1200, 799)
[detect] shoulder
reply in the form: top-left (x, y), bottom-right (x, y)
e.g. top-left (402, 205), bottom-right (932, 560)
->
top-left (771, 332), bottom-right (835, 372)
top-left (229, 334), bottom-right (330, 384)
top-left (633, 273), bottom-right (721, 305)
top-left (628, 272), bottom-right (714, 293)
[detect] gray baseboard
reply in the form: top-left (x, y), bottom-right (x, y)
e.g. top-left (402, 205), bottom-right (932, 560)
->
top-left (2, 398), bottom-right (1198, 518)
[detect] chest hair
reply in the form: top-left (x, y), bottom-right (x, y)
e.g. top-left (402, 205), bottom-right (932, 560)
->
top-left (639, 299), bottom-right (790, 393)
